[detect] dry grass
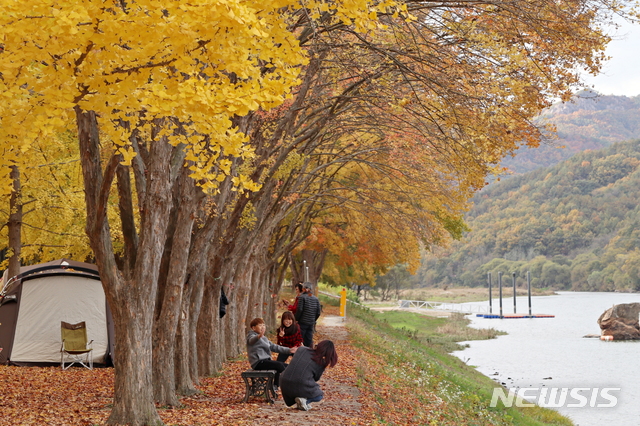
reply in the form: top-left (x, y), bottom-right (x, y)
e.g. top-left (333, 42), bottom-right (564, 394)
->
top-left (435, 313), bottom-right (505, 341)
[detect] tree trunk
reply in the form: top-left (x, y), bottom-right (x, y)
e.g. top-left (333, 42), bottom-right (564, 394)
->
top-left (266, 263), bottom-right (283, 328)
top-left (243, 242), bottom-right (277, 328)
top-left (175, 220), bottom-right (215, 394)
top-left (197, 245), bottom-right (240, 376)
top-left (115, 164), bottom-right (138, 270)
top-left (175, 271), bottom-right (203, 395)
top-left (7, 165), bottom-right (22, 279)
top-left (196, 274), bottom-right (222, 376)
top-left (196, 248), bottom-right (251, 378)
top-left (108, 297), bottom-right (162, 425)
top-left (187, 274), bottom-right (206, 383)
top-left (152, 168), bottom-right (199, 406)
top-left (195, 285), bottom-right (213, 376)
top-left (76, 108), bottom-right (169, 425)
top-left (226, 257), bottom-right (253, 359)
top-left (290, 249), bottom-right (327, 289)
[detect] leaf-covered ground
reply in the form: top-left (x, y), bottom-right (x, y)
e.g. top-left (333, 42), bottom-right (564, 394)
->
top-left (0, 307), bottom-right (380, 426)
top-left (0, 305), bottom-right (572, 425)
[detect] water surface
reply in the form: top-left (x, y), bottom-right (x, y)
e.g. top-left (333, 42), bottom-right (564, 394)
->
top-left (452, 292), bottom-right (640, 426)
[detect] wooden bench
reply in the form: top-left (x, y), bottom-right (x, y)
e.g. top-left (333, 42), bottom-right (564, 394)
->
top-left (241, 370), bottom-right (277, 403)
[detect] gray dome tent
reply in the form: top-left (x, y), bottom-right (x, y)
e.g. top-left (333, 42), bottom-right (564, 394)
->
top-left (0, 259), bottom-right (114, 366)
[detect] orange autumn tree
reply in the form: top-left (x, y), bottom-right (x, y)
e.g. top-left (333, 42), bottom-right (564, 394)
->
top-left (254, 0), bottom-right (637, 289)
top-left (288, 133), bottom-right (471, 286)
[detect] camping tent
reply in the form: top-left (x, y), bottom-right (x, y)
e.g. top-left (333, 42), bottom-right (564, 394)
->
top-left (0, 259), bottom-right (114, 366)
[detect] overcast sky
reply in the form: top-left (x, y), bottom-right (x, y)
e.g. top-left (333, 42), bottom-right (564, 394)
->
top-left (580, 18), bottom-right (640, 97)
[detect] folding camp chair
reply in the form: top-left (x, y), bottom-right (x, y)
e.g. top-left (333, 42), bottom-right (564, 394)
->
top-left (60, 321), bottom-right (93, 370)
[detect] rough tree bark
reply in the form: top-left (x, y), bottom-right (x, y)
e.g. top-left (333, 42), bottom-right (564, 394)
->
top-left (196, 269), bottom-right (224, 376)
top-left (77, 108), bottom-right (170, 425)
top-left (174, 218), bottom-right (217, 395)
top-left (152, 166), bottom-right (201, 406)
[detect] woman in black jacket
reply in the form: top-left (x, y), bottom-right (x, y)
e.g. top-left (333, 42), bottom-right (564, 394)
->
top-left (279, 340), bottom-right (338, 410)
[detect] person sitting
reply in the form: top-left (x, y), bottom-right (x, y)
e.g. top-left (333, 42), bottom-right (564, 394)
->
top-left (276, 311), bottom-right (303, 363)
top-left (280, 340), bottom-right (338, 411)
top-left (246, 317), bottom-right (297, 390)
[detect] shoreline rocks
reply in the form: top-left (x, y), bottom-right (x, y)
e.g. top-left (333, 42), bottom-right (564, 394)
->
top-left (597, 303), bottom-right (640, 340)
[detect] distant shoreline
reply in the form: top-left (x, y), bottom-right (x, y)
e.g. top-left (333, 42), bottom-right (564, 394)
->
top-left (361, 286), bottom-right (558, 306)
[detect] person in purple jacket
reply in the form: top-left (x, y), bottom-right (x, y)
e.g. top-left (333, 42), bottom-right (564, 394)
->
top-left (279, 340), bottom-right (338, 410)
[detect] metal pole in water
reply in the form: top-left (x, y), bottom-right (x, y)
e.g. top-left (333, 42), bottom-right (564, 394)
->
top-left (512, 272), bottom-right (517, 314)
top-left (488, 272), bottom-right (492, 314)
top-left (498, 271), bottom-right (503, 318)
top-left (527, 271), bottom-right (532, 318)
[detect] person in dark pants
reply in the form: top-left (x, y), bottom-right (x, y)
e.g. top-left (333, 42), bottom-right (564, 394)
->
top-left (280, 340), bottom-right (338, 410)
top-left (246, 317), bottom-right (297, 388)
top-left (294, 282), bottom-right (321, 347)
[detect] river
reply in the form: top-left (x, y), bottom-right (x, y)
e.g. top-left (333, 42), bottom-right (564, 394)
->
top-left (452, 292), bottom-right (640, 426)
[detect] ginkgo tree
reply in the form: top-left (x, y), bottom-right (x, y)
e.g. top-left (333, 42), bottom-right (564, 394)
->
top-left (234, 0), bottom-right (640, 344)
top-left (0, 0), bottom-right (407, 424)
top-left (1, 131), bottom-right (90, 278)
top-left (1, 0), bottom-right (638, 425)
top-left (279, 130), bottom-right (472, 288)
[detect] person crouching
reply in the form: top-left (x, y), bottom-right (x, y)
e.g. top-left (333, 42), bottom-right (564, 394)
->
top-left (280, 340), bottom-right (338, 410)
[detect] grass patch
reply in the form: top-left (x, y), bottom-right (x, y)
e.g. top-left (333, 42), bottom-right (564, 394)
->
top-left (346, 304), bottom-right (573, 426)
top-left (376, 310), bottom-right (506, 352)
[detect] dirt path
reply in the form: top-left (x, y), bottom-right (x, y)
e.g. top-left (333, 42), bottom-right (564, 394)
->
top-left (243, 315), bottom-right (363, 425)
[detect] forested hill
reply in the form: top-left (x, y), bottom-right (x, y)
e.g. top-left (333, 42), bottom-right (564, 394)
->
top-left (418, 139), bottom-right (640, 292)
top-left (501, 91), bottom-right (640, 174)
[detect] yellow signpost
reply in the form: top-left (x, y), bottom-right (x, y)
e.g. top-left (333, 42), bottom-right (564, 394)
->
top-left (339, 288), bottom-right (347, 318)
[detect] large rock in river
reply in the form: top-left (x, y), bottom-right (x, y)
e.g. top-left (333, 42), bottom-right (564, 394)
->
top-left (597, 303), bottom-right (640, 340)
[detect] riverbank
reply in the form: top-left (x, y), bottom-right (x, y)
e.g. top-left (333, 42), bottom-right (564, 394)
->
top-left (452, 291), bottom-right (640, 426)
top-left (339, 299), bottom-right (572, 425)
top-left (0, 288), bottom-right (572, 425)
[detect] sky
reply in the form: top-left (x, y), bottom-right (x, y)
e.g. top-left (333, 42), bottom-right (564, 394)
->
top-left (580, 18), bottom-right (640, 97)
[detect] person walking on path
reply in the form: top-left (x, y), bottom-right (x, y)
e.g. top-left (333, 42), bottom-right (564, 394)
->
top-left (295, 282), bottom-right (321, 347)
top-left (276, 311), bottom-right (303, 363)
top-left (280, 340), bottom-right (338, 411)
top-left (246, 317), bottom-right (297, 388)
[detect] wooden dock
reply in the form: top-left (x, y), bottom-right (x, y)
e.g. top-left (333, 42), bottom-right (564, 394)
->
top-left (476, 313), bottom-right (555, 319)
